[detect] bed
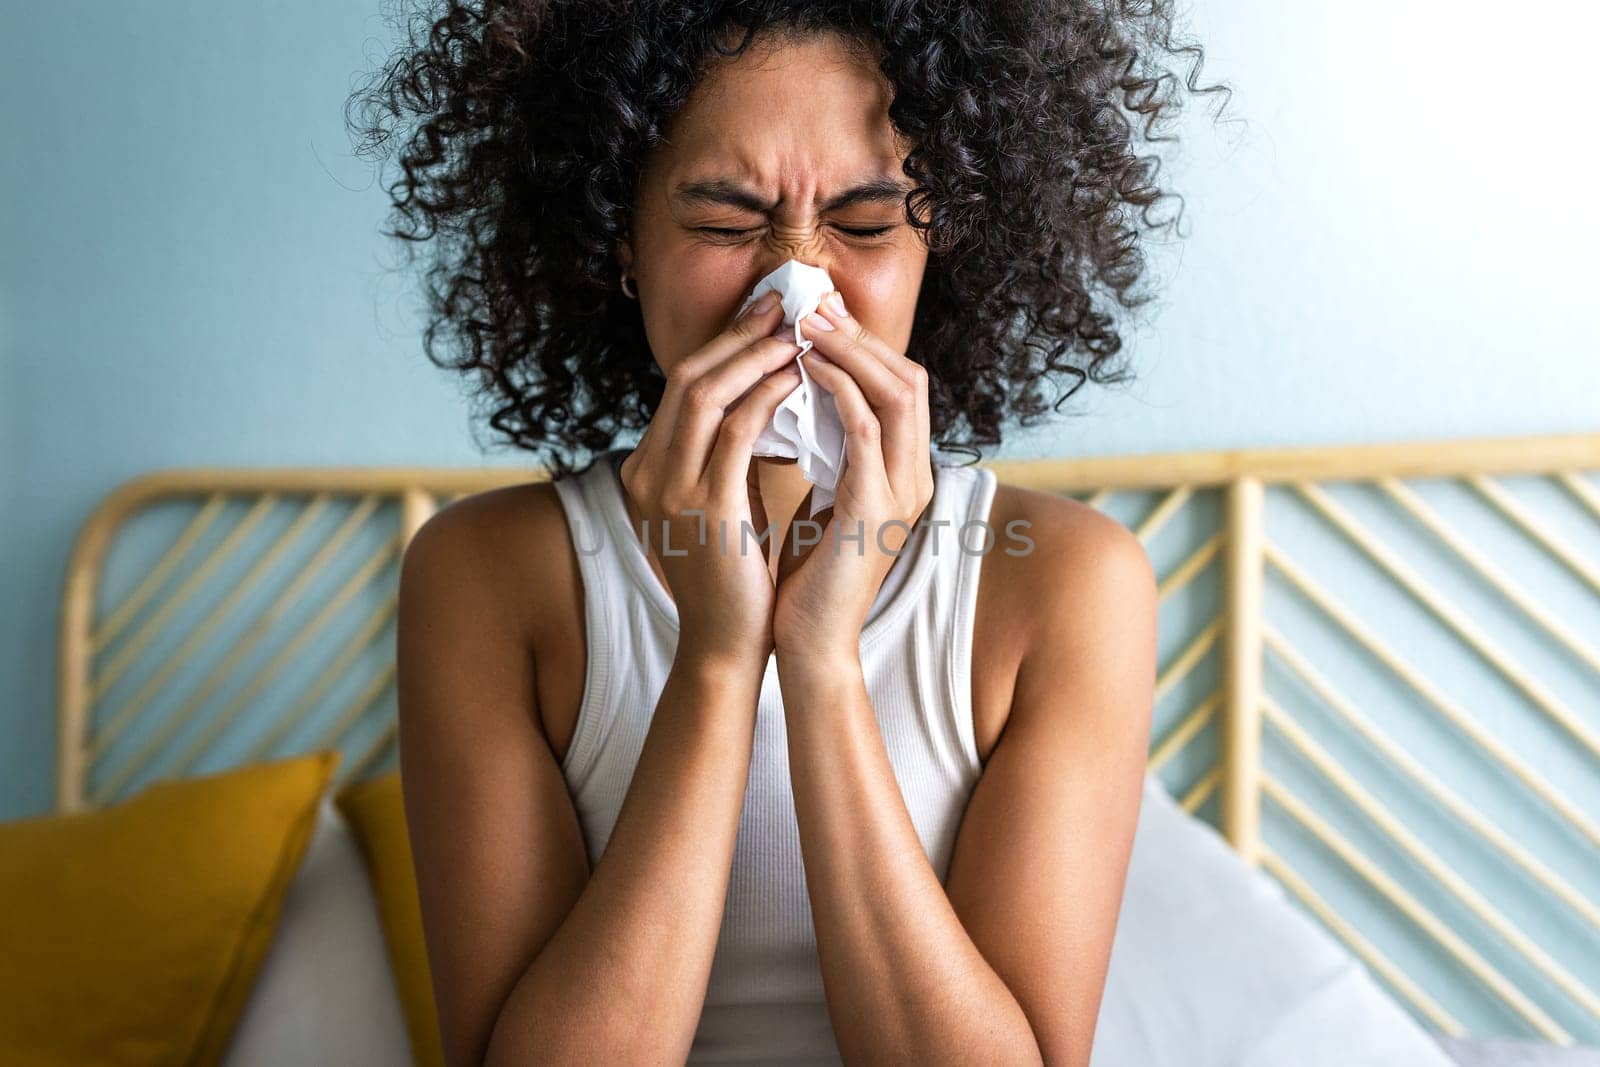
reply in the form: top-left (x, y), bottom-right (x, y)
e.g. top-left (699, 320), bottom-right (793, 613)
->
top-left (47, 431), bottom-right (1600, 1064)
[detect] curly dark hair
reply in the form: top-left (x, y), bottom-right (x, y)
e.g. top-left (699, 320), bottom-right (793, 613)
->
top-left (346, 0), bottom-right (1232, 476)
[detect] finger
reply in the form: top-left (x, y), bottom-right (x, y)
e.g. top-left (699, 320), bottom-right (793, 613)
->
top-left (799, 309), bottom-right (921, 489)
top-left (720, 364), bottom-right (803, 567)
top-left (665, 335), bottom-right (804, 495)
top-left (799, 355), bottom-right (889, 495)
top-left (650, 294), bottom-right (783, 443)
top-left (705, 362), bottom-right (803, 509)
top-left (908, 358), bottom-right (933, 499)
top-left (804, 294), bottom-right (925, 391)
top-left (650, 294), bottom-right (786, 454)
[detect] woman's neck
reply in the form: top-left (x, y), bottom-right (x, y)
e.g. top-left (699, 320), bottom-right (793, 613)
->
top-left (751, 456), bottom-right (819, 569)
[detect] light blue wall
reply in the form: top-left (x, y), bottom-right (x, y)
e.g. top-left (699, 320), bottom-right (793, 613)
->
top-left (6, 0), bottom-right (1598, 804)
top-left (3, 1), bottom-right (1598, 1039)
top-left (1, 0), bottom-right (477, 817)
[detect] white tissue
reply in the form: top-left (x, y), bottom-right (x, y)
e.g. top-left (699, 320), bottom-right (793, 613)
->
top-left (736, 259), bottom-right (847, 518)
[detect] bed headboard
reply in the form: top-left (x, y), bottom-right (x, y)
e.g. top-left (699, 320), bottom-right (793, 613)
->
top-left (57, 432), bottom-right (1600, 1046)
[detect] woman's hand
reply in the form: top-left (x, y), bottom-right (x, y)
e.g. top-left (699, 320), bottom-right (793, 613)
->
top-left (619, 292), bottom-right (804, 670)
top-left (772, 291), bottom-right (935, 661)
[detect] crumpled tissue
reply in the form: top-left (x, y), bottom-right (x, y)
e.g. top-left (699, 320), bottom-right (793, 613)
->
top-left (736, 259), bottom-right (847, 518)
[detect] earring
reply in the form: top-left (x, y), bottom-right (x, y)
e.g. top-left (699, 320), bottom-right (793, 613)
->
top-left (620, 270), bottom-right (638, 299)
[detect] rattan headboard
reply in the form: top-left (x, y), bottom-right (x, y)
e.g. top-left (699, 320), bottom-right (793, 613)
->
top-left (57, 432), bottom-right (1600, 1045)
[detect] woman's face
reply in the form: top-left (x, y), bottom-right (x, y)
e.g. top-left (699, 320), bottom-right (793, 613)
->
top-left (619, 30), bottom-right (929, 377)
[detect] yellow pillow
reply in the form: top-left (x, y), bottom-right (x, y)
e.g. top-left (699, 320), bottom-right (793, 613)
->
top-left (0, 749), bottom-right (339, 1067)
top-left (336, 769), bottom-right (445, 1067)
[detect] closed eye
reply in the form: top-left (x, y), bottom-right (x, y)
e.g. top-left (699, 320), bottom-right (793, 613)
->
top-left (694, 225), bottom-right (895, 239)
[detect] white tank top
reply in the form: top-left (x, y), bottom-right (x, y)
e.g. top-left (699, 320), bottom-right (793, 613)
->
top-left (551, 447), bottom-right (998, 1063)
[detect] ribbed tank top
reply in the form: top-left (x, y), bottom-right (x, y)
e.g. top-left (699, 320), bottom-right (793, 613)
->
top-left (550, 447), bottom-right (998, 1063)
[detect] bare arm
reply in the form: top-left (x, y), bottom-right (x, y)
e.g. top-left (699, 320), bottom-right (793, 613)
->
top-left (396, 499), bottom-right (764, 1067)
top-left (398, 291), bottom-right (809, 1065)
top-left (774, 502), bottom-right (1157, 1066)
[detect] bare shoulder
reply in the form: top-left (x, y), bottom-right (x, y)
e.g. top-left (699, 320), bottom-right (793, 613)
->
top-left (969, 481), bottom-right (1158, 761)
top-left (400, 478), bottom-right (585, 708)
top-left (405, 479), bottom-right (566, 613)
top-left (985, 482), bottom-right (1157, 627)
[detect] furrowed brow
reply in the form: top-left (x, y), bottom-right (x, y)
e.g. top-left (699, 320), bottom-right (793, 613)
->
top-left (673, 177), bottom-right (912, 212)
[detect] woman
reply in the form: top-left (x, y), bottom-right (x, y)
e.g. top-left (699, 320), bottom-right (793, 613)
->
top-left (351, 2), bottom-right (1219, 1063)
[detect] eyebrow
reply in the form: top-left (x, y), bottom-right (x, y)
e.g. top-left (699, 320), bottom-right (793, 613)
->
top-left (672, 177), bottom-right (913, 213)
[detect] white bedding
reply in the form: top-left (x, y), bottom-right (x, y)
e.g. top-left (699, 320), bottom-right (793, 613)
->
top-left (1089, 777), bottom-right (1456, 1067)
top-left (223, 796), bottom-right (413, 1066)
top-left (1436, 1036), bottom-right (1600, 1067)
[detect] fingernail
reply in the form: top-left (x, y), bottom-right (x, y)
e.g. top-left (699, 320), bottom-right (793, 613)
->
top-left (824, 291), bottom-right (847, 316)
top-left (804, 311), bottom-right (835, 333)
top-left (752, 291), bottom-right (780, 314)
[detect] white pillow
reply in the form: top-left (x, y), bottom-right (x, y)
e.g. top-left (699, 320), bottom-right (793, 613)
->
top-left (223, 795), bottom-right (413, 1067)
top-left (1089, 777), bottom-right (1457, 1067)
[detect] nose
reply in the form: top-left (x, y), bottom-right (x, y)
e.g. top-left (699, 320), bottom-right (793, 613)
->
top-left (758, 227), bottom-right (832, 278)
